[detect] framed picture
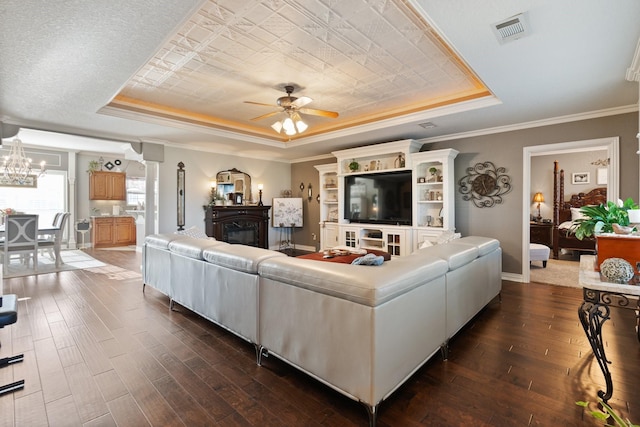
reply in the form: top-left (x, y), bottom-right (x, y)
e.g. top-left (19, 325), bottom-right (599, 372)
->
top-left (571, 172), bottom-right (590, 185)
top-left (273, 197), bottom-right (303, 227)
top-left (596, 168), bottom-right (608, 185)
top-left (235, 193), bottom-right (243, 205)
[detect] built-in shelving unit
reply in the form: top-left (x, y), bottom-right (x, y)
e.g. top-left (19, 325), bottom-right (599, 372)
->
top-left (412, 149), bottom-right (458, 247)
top-left (316, 141), bottom-right (458, 255)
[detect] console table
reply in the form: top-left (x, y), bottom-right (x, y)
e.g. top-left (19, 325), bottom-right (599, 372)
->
top-left (204, 205), bottom-right (271, 249)
top-left (578, 255), bottom-right (640, 402)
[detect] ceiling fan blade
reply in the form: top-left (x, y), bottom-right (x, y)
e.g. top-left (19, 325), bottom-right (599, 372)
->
top-left (298, 107), bottom-right (339, 118)
top-left (291, 96), bottom-right (312, 108)
top-left (244, 101), bottom-right (278, 108)
top-left (250, 110), bottom-right (282, 121)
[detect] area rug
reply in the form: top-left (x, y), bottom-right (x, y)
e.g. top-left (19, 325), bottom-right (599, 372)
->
top-left (529, 254), bottom-right (580, 288)
top-left (2, 250), bottom-right (106, 278)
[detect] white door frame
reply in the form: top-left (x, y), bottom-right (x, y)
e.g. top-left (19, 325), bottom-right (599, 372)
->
top-left (522, 137), bottom-right (619, 283)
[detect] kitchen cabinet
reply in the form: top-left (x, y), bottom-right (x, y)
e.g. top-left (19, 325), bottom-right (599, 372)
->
top-left (92, 216), bottom-right (136, 248)
top-left (90, 171), bottom-right (126, 200)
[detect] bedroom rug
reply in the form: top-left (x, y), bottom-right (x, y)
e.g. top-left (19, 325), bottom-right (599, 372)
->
top-left (2, 250), bottom-right (106, 278)
top-left (529, 252), bottom-right (581, 288)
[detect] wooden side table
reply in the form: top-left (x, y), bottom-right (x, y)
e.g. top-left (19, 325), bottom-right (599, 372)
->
top-left (530, 221), bottom-right (553, 247)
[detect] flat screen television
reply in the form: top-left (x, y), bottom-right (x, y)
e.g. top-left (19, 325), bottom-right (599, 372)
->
top-left (344, 170), bottom-right (412, 226)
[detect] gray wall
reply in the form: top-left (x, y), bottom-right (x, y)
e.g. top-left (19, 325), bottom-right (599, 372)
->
top-left (426, 112), bottom-right (639, 275)
top-left (157, 146), bottom-right (291, 249)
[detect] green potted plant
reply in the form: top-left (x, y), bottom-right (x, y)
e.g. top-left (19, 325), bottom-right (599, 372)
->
top-left (348, 159), bottom-right (359, 172)
top-left (87, 160), bottom-right (100, 173)
top-left (573, 198), bottom-right (639, 240)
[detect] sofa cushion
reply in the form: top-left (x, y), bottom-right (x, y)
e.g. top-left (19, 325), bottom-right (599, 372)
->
top-left (145, 233), bottom-right (188, 249)
top-left (259, 255), bottom-right (448, 307)
top-left (168, 237), bottom-right (226, 260)
top-left (421, 242), bottom-right (479, 270)
top-left (456, 236), bottom-right (500, 256)
top-left (202, 244), bottom-right (286, 274)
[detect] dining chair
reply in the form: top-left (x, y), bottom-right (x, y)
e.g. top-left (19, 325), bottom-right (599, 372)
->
top-left (38, 212), bottom-right (69, 268)
top-left (40, 212), bottom-right (63, 260)
top-left (2, 214), bottom-right (39, 275)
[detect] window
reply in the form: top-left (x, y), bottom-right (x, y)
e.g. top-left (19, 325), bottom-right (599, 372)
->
top-left (0, 171), bottom-right (66, 226)
top-left (126, 176), bottom-right (145, 206)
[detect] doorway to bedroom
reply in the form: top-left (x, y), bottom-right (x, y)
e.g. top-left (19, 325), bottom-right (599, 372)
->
top-left (523, 137), bottom-right (619, 285)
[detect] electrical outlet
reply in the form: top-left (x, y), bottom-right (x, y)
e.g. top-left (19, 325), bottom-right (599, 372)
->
top-left (312, 233), bottom-right (317, 240)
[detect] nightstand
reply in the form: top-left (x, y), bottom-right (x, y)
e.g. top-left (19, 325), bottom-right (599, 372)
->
top-left (530, 222), bottom-right (553, 247)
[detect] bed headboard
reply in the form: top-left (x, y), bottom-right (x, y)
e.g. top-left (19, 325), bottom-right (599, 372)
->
top-left (553, 161), bottom-right (607, 224)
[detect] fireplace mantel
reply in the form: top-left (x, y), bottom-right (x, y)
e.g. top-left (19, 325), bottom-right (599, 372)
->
top-left (205, 205), bottom-right (271, 249)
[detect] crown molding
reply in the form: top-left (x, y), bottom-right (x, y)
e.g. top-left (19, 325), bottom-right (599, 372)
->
top-left (419, 105), bottom-right (638, 144)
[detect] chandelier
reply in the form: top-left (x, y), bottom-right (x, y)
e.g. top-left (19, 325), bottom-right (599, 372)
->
top-left (271, 111), bottom-right (308, 136)
top-left (2, 138), bottom-right (46, 184)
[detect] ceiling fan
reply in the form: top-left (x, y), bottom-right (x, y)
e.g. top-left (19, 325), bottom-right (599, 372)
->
top-left (245, 85), bottom-right (339, 135)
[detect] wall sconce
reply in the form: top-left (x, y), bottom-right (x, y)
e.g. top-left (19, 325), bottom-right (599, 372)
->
top-left (307, 183), bottom-right (312, 201)
top-left (316, 194), bottom-right (320, 203)
top-left (299, 182), bottom-right (305, 191)
top-left (258, 183), bottom-right (264, 206)
top-left (532, 192), bottom-right (544, 222)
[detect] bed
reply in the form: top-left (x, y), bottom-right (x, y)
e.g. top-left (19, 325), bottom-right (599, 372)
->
top-left (552, 160), bottom-right (607, 259)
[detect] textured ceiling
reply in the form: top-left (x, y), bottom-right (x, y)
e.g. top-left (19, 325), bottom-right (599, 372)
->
top-left (105, 0), bottom-right (489, 142)
top-left (1, 0), bottom-right (639, 160)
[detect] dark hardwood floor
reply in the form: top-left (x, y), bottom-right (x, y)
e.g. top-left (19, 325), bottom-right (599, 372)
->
top-left (1, 248), bottom-right (639, 426)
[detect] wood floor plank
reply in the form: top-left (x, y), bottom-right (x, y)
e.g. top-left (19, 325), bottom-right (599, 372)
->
top-left (45, 394), bottom-right (83, 427)
top-left (109, 353), bottom-right (183, 426)
top-left (106, 394), bottom-right (151, 427)
top-left (34, 337), bottom-right (71, 403)
top-left (63, 362), bottom-right (109, 423)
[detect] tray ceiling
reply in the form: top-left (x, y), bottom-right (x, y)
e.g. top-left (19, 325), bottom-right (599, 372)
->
top-left (104, 0), bottom-right (491, 142)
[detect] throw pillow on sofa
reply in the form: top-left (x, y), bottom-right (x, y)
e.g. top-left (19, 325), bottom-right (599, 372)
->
top-left (176, 226), bottom-right (214, 240)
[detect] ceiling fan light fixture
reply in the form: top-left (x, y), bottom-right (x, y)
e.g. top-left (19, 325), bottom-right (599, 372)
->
top-left (271, 121), bottom-right (283, 133)
top-left (295, 119), bottom-right (308, 133)
top-left (282, 117), bottom-right (295, 134)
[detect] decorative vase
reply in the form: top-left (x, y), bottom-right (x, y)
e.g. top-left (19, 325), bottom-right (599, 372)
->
top-left (612, 223), bottom-right (635, 234)
top-left (599, 257), bottom-right (635, 284)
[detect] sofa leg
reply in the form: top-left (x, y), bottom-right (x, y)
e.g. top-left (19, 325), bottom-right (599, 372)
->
top-left (360, 401), bottom-right (378, 427)
top-left (256, 346), bottom-right (268, 366)
top-left (142, 283), bottom-right (146, 293)
top-left (440, 341), bottom-right (449, 361)
top-left (169, 299), bottom-right (176, 311)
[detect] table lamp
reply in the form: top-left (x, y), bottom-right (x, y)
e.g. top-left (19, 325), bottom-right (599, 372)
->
top-left (533, 192), bottom-right (544, 221)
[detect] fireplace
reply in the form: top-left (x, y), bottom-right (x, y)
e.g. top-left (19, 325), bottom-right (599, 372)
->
top-left (223, 221), bottom-right (259, 245)
top-left (205, 205), bottom-right (271, 249)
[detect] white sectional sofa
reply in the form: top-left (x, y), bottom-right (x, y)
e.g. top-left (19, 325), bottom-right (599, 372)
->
top-left (142, 234), bottom-right (502, 426)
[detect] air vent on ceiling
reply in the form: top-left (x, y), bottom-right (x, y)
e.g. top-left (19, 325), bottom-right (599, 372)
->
top-left (418, 122), bottom-right (436, 129)
top-left (492, 13), bottom-right (530, 44)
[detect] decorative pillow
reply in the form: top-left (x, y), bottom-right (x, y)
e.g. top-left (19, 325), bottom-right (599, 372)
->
top-left (175, 226), bottom-right (213, 240)
top-left (435, 230), bottom-right (462, 245)
top-left (419, 239), bottom-right (433, 249)
top-left (570, 207), bottom-right (589, 221)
